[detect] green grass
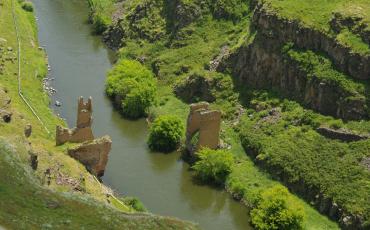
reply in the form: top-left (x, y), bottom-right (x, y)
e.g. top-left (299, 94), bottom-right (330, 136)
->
top-left (263, 0), bottom-right (370, 31)
top-left (262, 0), bottom-right (370, 55)
top-left (0, 138), bottom-right (197, 229)
top-left (336, 28), bottom-right (370, 55)
top-left (283, 44), bottom-right (369, 97)
top-left (237, 91), bottom-right (370, 224)
top-left (228, 161), bottom-right (339, 230)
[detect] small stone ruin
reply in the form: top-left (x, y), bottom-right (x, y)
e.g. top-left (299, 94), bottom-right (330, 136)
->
top-left (56, 97), bottom-right (94, 145)
top-left (56, 97), bottom-right (111, 177)
top-left (185, 102), bottom-right (221, 153)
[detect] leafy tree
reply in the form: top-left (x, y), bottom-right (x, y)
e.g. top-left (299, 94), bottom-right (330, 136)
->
top-left (148, 115), bottom-right (184, 152)
top-left (192, 148), bottom-right (234, 185)
top-left (106, 59), bottom-right (157, 119)
top-left (251, 185), bottom-right (305, 230)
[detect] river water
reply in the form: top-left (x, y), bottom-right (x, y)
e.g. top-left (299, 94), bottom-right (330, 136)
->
top-left (33, 0), bottom-right (251, 229)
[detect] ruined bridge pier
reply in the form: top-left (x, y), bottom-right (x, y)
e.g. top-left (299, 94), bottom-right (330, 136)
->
top-left (186, 102), bottom-right (221, 153)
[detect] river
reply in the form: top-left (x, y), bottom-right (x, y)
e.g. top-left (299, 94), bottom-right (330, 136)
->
top-left (33, 0), bottom-right (251, 229)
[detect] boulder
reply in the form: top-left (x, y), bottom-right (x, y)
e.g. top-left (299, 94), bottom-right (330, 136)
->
top-left (0, 109), bottom-right (12, 123)
top-left (24, 124), bottom-right (32, 138)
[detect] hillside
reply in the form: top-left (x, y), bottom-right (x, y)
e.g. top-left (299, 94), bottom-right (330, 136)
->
top-left (0, 0), bottom-right (198, 229)
top-left (87, 0), bottom-right (370, 229)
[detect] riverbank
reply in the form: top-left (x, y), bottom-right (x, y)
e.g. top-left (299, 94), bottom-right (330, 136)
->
top-left (0, 0), bottom-right (197, 228)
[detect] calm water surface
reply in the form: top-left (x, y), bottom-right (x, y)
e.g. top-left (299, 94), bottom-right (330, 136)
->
top-left (33, 0), bottom-right (251, 229)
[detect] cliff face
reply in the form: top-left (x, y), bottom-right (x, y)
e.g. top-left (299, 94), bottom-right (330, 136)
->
top-left (231, 1), bottom-right (370, 228)
top-left (232, 2), bottom-right (369, 120)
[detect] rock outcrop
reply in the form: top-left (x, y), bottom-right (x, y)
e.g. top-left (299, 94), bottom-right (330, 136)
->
top-left (68, 136), bottom-right (112, 177)
top-left (231, 1), bottom-right (369, 120)
top-left (0, 87), bottom-right (12, 123)
top-left (316, 126), bottom-right (369, 142)
top-left (24, 124), bottom-right (32, 138)
top-left (174, 73), bottom-right (216, 103)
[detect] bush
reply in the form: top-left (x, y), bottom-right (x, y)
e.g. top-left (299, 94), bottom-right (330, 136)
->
top-left (106, 59), bottom-right (157, 119)
top-left (122, 197), bottom-right (147, 212)
top-left (92, 14), bottom-right (109, 34)
top-left (328, 119), bottom-right (344, 129)
top-left (21, 1), bottom-right (33, 12)
top-left (192, 148), bottom-right (234, 185)
top-left (208, 0), bottom-right (249, 20)
top-left (148, 115), bottom-right (184, 152)
top-left (251, 185), bottom-right (305, 230)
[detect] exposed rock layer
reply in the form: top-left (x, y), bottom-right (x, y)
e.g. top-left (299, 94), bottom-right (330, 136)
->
top-left (232, 2), bottom-right (369, 120)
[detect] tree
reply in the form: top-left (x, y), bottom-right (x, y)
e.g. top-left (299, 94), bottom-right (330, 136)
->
top-left (251, 185), bottom-right (305, 230)
top-left (192, 148), bottom-right (234, 185)
top-left (148, 115), bottom-right (184, 152)
top-left (106, 59), bottom-right (157, 119)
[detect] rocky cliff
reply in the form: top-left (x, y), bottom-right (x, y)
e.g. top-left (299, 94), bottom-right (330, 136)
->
top-left (231, 1), bottom-right (369, 121)
top-left (230, 1), bottom-right (370, 228)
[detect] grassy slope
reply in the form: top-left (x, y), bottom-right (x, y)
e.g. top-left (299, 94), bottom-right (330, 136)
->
top-left (0, 138), bottom-right (196, 230)
top-left (90, 0), bottom-right (340, 228)
top-left (0, 0), bottom-right (197, 228)
top-left (237, 91), bottom-right (370, 222)
top-left (263, 0), bottom-right (370, 55)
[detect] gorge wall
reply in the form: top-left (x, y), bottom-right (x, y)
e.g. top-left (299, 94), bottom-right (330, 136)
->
top-left (231, 1), bottom-right (369, 121)
top-left (229, 1), bottom-right (370, 229)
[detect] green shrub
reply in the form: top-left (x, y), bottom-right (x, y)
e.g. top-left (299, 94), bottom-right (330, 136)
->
top-left (106, 59), bottom-right (157, 119)
top-left (208, 0), bottom-right (249, 20)
top-left (328, 119), bottom-right (344, 129)
top-left (21, 1), bottom-right (33, 12)
top-left (92, 14), bottom-right (109, 34)
top-left (148, 115), bottom-right (184, 152)
top-left (251, 185), bottom-right (305, 230)
top-left (122, 197), bottom-right (147, 212)
top-left (192, 148), bottom-right (234, 185)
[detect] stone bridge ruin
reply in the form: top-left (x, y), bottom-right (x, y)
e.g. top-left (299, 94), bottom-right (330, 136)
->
top-left (185, 102), bottom-right (221, 153)
top-left (55, 97), bottom-right (111, 177)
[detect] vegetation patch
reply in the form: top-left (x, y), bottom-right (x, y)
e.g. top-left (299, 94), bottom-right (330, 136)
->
top-left (238, 90), bottom-right (370, 225)
top-left (147, 115), bottom-right (184, 152)
top-left (192, 148), bottom-right (234, 185)
top-left (105, 59), bottom-right (157, 119)
top-left (250, 185), bottom-right (305, 230)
